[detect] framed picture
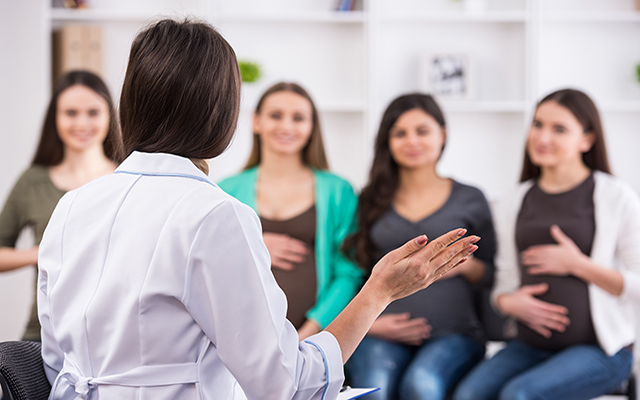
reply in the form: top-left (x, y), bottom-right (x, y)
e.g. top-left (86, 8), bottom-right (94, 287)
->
top-left (420, 53), bottom-right (473, 100)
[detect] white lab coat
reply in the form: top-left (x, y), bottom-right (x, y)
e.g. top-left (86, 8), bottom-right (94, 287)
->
top-left (37, 151), bottom-right (344, 400)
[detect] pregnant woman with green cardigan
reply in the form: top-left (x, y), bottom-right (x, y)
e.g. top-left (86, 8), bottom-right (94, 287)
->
top-left (219, 82), bottom-right (362, 340)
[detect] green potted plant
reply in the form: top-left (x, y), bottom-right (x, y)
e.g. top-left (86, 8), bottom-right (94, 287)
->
top-left (636, 62), bottom-right (640, 84)
top-left (238, 60), bottom-right (262, 84)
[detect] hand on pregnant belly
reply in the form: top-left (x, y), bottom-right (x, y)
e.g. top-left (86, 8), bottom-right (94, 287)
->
top-left (497, 283), bottom-right (571, 339)
top-left (263, 232), bottom-right (309, 270)
top-left (368, 313), bottom-right (432, 346)
top-left (521, 225), bottom-right (588, 277)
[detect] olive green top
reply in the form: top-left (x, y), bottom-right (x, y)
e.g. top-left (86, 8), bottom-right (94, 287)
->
top-left (0, 166), bottom-right (66, 340)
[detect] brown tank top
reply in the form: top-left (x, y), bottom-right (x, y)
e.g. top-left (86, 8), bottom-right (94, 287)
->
top-left (261, 206), bottom-right (317, 329)
top-left (515, 174), bottom-right (598, 351)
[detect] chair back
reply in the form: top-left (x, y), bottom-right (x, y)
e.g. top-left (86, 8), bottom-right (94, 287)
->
top-left (0, 341), bottom-right (51, 400)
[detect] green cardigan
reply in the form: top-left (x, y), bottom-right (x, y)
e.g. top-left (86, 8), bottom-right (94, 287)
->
top-left (218, 167), bottom-right (363, 329)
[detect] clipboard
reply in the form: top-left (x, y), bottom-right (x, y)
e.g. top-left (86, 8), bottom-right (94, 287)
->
top-left (337, 387), bottom-right (380, 400)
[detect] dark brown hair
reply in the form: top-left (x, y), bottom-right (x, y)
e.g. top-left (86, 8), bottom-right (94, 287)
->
top-left (344, 93), bottom-right (446, 271)
top-left (244, 82), bottom-right (328, 170)
top-left (520, 89), bottom-right (611, 182)
top-left (32, 70), bottom-right (121, 166)
top-left (120, 19), bottom-right (241, 162)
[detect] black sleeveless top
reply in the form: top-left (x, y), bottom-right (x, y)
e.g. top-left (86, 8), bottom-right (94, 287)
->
top-left (515, 174), bottom-right (598, 351)
top-left (261, 206), bottom-right (317, 329)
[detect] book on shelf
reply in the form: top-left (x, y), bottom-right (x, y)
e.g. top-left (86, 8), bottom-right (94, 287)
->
top-left (335, 0), bottom-right (359, 12)
top-left (52, 25), bottom-right (103, 82)
top-left (52, 0), bottom-right (89, 9)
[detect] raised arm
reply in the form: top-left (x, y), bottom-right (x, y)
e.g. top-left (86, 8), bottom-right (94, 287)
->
top-left (325, 228), bottom-right (479, 362)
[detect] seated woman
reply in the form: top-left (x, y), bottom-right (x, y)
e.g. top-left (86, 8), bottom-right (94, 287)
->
top-left (37, 19), bottom-right (479, 400)
top-left (0, 70), bottom-right (119, 341)
top-left (454, 89), bottom-right (638, 400)
top-left (346, 93), bottom-right (496, 400)
top-left (219, 82), bottom-right (362, 340)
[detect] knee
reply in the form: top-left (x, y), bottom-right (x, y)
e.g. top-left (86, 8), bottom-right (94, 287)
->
top-left (499, 379), bottom-right (535, 400)
top-left (452, 375), bottom-right (493, 400)
top-left (400, 368), bottom-right (446, 400)
top-left (452, 382), bottom-right (478, 400)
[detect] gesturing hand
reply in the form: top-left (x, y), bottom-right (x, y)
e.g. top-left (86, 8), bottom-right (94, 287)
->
top-left (521, 225), bottom-right (588, 277)
top-left (263, 232), bottom-right (309, 271)
top-left (367, 228), bottom-right (479, 304)
top-left (497, 283), bottom-right (570, 338)
top-left (369, 313), bottom-right (431, 346)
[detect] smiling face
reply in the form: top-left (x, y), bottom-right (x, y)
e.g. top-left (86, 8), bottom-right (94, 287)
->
top-left (527, 101), bottom-right (594, 169)
top-left (254, 91), bottom-right (314, 158)
top-left (56, 84), bottom-right (110, 154)
top-left (388, 108), bottom-right (446, 170)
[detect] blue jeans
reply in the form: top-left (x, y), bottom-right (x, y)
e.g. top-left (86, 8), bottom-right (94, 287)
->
top-left (348, 334), bottom-right (485, 400)
top-left (453, 340), bottom-right (633, 400)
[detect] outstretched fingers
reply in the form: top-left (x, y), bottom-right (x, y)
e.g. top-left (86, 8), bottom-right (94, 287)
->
top-left (387, 234), bottom-right (429, 265)
top-left (409, 228), bottom-right (478, 268)
top-left (429, 237), bottom-right (479, 281)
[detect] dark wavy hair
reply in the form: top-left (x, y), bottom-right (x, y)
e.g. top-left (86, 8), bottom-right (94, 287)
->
top-left (344, 93), bottom-right (446, 271)
top-left (520, 88), bottom-right (611, 182)
top-left (32, 70), bottom-right (121, 166)
top-left (120, 19), bottom-right (241, 165)
top-left (244, 82), bottom-right (328, 170)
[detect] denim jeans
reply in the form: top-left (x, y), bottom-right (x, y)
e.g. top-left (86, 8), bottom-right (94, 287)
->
top-left (453, 340), bottom-right (633, 400)
top-left (348, 334), bottom-right (485, 400)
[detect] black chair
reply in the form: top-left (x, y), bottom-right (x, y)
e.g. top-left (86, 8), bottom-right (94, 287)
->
top-left (610, 374), bottom-right (636, 400)
top-left (0, 341), bottom-right (51, 400)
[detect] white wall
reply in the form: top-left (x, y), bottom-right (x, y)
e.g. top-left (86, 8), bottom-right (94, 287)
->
top-left (0, 1), bottom-right (48, 341)
top-left (0, 1), bottom-right (639, 352)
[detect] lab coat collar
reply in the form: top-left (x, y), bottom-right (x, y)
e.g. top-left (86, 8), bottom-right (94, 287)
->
top-left (116, 151), bottom-right (215, 186)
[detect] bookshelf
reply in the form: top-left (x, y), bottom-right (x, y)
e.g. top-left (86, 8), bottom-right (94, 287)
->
top-left (34, 0), bottom-right (640, 197)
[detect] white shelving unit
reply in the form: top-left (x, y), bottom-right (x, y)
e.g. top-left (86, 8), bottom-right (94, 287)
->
top-left (38, 0), bottom-right (640, 197)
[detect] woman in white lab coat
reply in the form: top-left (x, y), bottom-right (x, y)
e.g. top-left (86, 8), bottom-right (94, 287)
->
top-left (37, 19), bottom-right (479, 400)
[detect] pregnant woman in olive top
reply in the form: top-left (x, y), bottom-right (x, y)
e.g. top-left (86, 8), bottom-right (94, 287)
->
top-left (454, 89), bottom-right (638, 400)
top-left (0, 70), bottom-right (120, 340)
top-left (219, 82), bottom-right (362, 340)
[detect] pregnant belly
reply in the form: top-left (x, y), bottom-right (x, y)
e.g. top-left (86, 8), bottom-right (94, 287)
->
top-left (517, 274), bottom-right (598, 351)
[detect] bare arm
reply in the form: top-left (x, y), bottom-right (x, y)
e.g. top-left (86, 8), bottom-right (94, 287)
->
top-left (0, 246), bottom-right (38, 272)
top-left (325, 229), bottom-right (479, 362)
top-left (298, 319), bottom-right (321, 341)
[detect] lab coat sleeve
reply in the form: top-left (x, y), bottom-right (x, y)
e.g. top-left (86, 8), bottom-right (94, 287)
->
top-left (183, 198), bottom-right (344, 400)
top-left (37, 191), bottom-right (78, 385)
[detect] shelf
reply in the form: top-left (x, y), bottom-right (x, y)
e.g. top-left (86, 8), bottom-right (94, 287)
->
top-left (215, 11), bottom-right (366, 24)
top-left (50, 8), bottom-right (367, 24)
top-left (50, 8), bottom-right (206, 22)
top-left (543, 11), bottom-right (640, 22)
top-left (599, 101), bottom-right (640, 113)
top-left (240, 102), bottom-right (365, 114)
top-left (439, 101), bottom-right (528, 113)
top-left (381, 11), bottom-right (528, 23)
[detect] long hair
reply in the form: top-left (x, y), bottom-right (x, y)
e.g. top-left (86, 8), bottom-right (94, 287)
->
top-left (520, 88), bottom-right (611, 182)
top-left (120, 19), bottom-right (241, 163)
top-left (344, 93), bottom-right (446, 271)
top-left (244, 82), bottom-right (328, 170)
top-left (32, 70), bottom-right (121, 166)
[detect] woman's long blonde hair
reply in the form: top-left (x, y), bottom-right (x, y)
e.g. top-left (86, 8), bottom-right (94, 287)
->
top-left (244, 82), bottom-right (328, 170)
